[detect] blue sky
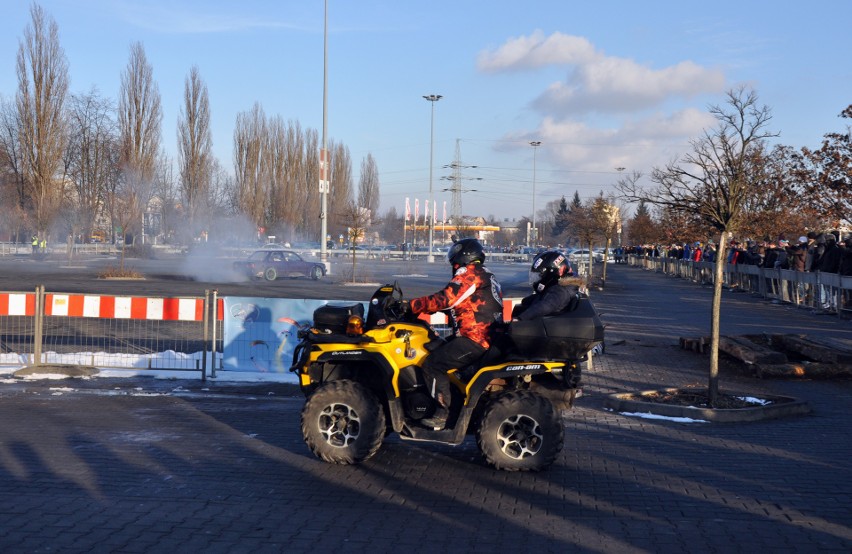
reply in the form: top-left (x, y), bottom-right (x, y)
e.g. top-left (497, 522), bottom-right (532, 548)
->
top-left (1, 1), bottom-right (850, 221)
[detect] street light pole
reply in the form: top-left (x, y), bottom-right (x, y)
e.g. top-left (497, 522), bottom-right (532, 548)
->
top-left (424, 94), bottom-right (442, 263)
top-left (529, 140), bottom-right (541, 246)
top-left (319, 0), bottom-right (329, 268)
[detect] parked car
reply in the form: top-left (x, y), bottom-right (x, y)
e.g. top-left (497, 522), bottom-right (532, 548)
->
top-left (593, 248), bottom-right (615, 263)
top-left (568, 249), bottom-right (594, 263)
top-left (233, 248), bottom-right (326, 281)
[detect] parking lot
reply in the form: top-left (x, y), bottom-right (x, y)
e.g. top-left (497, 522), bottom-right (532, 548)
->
top-left (1, 262), bottom-right (851, 552)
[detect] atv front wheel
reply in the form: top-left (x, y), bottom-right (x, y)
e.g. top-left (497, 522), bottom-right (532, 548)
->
top-left (476, 391), bottom-right (563, 471)
top-left (301, 380), bottom-right (386, 465)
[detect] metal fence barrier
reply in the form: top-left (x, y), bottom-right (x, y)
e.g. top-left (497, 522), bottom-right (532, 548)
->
top-left (0, 288), bottom-right (223, 379)
top-left (628, 255), bottom-right (852, 319)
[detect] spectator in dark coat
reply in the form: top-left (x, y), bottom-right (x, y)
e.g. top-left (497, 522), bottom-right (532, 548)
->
top-left (763, 240), bottom-right (780, 269)
top-left (703, 241), bottom-right (716, 262)
top-left (819, 234), bottom-right (842, 274)
top-left (840, 238), bottom-right (852, 276)
top-left (809, 233), bottom-right (827, 271)
top-left (805, 232), bottom-right (818, 271)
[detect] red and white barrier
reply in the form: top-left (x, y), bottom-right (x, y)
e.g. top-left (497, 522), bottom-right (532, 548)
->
top-left (44, 294), bottom-right (206, 321)
top-left (0, 293), bottom-right (36, 316)
top-left (0, 292), bottom-right (225, 322)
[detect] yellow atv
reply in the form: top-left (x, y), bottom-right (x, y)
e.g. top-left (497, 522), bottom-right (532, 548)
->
top-left (290, 283), bottom-right (603, 471)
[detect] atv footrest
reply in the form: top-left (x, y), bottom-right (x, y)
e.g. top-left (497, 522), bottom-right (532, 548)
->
top-left (399, 424), bottom-right (465, 445)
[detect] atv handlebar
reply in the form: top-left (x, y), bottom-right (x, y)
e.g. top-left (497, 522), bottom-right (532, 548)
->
top-left (385, 299), bottom-right (411, 321)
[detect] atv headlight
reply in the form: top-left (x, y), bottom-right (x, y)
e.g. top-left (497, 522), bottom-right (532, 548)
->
top-left (346, 315), bottom-right (364, 336)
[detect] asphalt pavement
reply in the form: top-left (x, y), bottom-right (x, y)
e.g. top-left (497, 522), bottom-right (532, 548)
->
top-left (0, 262), bottom-right (851, 553)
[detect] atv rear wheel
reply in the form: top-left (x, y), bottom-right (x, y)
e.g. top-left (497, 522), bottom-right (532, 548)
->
top-left (476, 391), bottom-right (563, 471)
top-left (301, 380), bottom-right (386, 465)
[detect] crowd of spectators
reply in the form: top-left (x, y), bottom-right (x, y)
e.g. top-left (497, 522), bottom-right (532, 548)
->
top-left (626, 230), bottom-right (852, 276)
top-left (625, 230), bottom-right (851, 311)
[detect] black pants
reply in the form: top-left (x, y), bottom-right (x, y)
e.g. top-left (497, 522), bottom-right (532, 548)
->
top-left (421, 336), bottom-right (485, 407)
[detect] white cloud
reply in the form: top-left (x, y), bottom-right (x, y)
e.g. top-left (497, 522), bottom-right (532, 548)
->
top-left (536, 58), bottom-right (725, 114)
top-left (477, 30), bottom-right (599, 72)
top-left (509, 108), bottom-right (716, 174)
top-left (483, 31), bottom-right (728, 180)
top-left (479, 31), bottom-right (725, 115)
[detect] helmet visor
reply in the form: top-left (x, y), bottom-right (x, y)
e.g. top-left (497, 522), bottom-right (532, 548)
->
top-left (528, 269), bottom-right (543, 289)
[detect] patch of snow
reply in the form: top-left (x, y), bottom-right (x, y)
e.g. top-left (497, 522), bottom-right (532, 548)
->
top-left (615, 410), bottom-right (710, 423)
top-left (736, 396), bottom-right (771, 405)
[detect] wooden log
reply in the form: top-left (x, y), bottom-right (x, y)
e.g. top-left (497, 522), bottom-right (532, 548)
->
top-left (756, 362), bottom-right (852, 379)
top-left (771, 334), bottom-right (852, 364)
top-left (754, 362), bottom-right (808, 378)
top-left (680, 336), bottom-right (711, 354)
top-left (719, 335), bottom-right (788, 365)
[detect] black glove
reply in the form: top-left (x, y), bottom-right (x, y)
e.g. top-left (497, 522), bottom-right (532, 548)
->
top-left (387, 299), bottom-right (411, 320)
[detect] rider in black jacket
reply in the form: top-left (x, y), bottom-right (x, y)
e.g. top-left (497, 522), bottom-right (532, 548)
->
top-left (513, 251), bottom-right (581, 320)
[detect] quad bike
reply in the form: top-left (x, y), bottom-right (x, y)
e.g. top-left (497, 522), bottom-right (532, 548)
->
top-left (290, 283), bottom-right (604, 471)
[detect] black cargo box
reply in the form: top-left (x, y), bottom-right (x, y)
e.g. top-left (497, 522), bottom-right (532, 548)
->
top-left (508, 296), bottom-right (604, 360)
top-left (313, 303), bottom-right (365, 334)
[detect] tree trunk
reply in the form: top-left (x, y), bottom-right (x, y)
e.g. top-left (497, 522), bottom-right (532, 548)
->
top-left (708, 231), bottom-right (729, 405)
top-left (587, 239), bottom-right (594, 282)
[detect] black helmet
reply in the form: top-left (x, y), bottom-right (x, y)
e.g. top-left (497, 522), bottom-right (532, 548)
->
top-left (447, 238), bottom-right (485, 266)
top-left (529, 250), bottom-right (572, 292)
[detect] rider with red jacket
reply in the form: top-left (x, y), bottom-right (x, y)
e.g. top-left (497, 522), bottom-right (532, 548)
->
top-left (409, 238), bottom-right (503, 428)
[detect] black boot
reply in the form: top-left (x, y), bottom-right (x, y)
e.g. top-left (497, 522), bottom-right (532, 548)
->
top-left (420, 405), bottom-right (448, 429)
top-left (420, 392), bottom-right (449, 429)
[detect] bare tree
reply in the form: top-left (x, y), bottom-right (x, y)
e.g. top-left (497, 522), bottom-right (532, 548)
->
top-left (357, 153), bottom-right (380, 222)
top-left (117, 41), bottom-right (162, 250)
top-left (572, 200), bottom-right (597, 278)
top-left (207, 157), bottom-right (235, 216)
top-left (589, 192), bottom-right (620, 286)
top-left (800, 105), bottom-right (852, 229)
top-left (338, 200), bottom-right (371, 281)
top-left (328, 141), bottom-right (353, 239)
top-left (177, 65), bottom-right (212, 241)
top-left (298, 128), bottom-right (320, 240)
top-left (233, 103), bottom-right (268, 238)
top-left (0, 95), bottom-right (31, 244)
top-left (231, 107), bottom-right (353, 246)
top-left (618, 87), bottom-right (777, 404)
top-left (279, 120), bottom-right (307, 242)
top-left (65, 88), bottom-right (117, 241)
top-left (152, 153), bottom-right (178, 243)
top-left (16, 3), bottom-right (70, 240)
top-left (735, 144), bottom-right (816, 240)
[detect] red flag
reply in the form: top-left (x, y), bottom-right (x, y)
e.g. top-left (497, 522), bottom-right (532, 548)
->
top-left (405, 197), bottom-right (411, 221)
top-left (424, 200), bottom-right (429, 223)
top-left (414, 199), bottom-right (420, 222)
top-left (433, 201), bottom-right (437, 224)
top-left (442, 201), bottom-right (447, 223)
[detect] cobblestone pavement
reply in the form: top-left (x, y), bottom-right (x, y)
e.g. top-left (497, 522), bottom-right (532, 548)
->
top-left (0, 265), bottom-right (850, 553)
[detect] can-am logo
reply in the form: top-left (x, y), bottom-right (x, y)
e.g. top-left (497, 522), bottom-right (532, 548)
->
top-left (504, 364), bottom-right (543, 372)
top-left (331, 350), bottom-right (363, 356)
